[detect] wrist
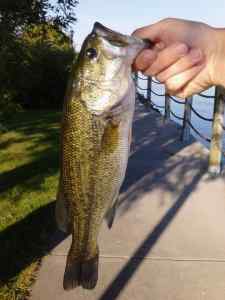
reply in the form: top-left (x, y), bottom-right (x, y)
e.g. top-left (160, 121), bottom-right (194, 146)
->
top-left (211, 27), bottom-right (225, 87)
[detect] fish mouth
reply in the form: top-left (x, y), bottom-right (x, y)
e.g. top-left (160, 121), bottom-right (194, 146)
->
top-left (92, 22), bottom-right (153, 49)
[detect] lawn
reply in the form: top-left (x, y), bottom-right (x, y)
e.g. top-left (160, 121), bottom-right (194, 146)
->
top-left (0, 111), bottom-right (61, 300)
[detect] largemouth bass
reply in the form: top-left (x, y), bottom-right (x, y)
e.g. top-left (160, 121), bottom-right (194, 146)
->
top-left (56, 22), bottom-right (149, 290)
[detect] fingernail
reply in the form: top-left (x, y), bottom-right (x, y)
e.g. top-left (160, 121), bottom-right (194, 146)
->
top-left (190, 48), bottom-right (202, 61)
top-left (155, 42), bottom-right (165, 50)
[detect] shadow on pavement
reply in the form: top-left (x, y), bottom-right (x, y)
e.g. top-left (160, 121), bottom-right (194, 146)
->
top-left (98, 104), bottom-right (208, 299)
top-left (118, 104), bottom-right (206, 215)
top-left (0, 104), bottom-right (209, 295)
top-left (99, 164), bottom-right (206, 300)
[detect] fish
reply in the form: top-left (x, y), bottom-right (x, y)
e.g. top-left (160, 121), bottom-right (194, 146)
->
top-left (55, 22), bottom-right (149, 290)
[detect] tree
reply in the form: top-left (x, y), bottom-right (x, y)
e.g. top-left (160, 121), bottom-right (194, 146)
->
top-left (20, 23), bottom-right (75, 109)
top-left (0, 0), bottom-right (78, 34)
top-left (0, 23), bottom-right (75, 112)
top-left (0, 0), bottom-right (77, 115)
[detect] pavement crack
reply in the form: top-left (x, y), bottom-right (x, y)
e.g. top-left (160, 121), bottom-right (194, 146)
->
top-left (49, 253), bottom-right (225, 263)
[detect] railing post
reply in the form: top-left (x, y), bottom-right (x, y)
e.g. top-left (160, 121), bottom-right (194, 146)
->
top-left (147, 76), bottom-right (152, 102)
top-left (208, 86), bottom-right (225, 175)
top-left (164, 93), bottom-right (170, 123)
top-left (134, 72), bottom-right (138, 100)
top-left (181, 96), bottom-right (193, 141)
top-left (134, 72), bottom-right (138, 84)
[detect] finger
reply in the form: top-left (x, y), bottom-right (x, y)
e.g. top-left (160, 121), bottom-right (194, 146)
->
top-left (170, 88), bottom-right (194, 99)
top-left (156, 48), bottom-right (203, 82)
top-left (172, 85), bottom-right (205, 99)
top-left (143, 43), bottom-right (188, 76)
top-left (133, 49), bottom-right (157, 71)
top-left (165, 62), bottom-right (205, 95)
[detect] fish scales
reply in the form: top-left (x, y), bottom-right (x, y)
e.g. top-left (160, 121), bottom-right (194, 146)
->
top-left (62, 98), bottom-right (125, 257)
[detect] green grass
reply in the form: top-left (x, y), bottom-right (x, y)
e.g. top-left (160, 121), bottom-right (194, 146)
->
top-left (0, 111), bottom-right (61, 299)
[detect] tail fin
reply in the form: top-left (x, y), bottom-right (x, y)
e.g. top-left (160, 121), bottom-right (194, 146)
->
top-left (81, 255), bottom-right (99, 289)
top-left (63, 254), bottom-right (99, 290)
top-left (63, 260), bottom-right (81, 290)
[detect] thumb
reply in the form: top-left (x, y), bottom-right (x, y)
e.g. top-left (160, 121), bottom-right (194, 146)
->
top-left (132, 21), bottom-right (163, 42)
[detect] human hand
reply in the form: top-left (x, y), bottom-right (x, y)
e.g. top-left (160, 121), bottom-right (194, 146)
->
top-left (133, 18), bottom-right (225, 98)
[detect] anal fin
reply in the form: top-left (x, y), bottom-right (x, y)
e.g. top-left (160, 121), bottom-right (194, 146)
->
top-left (55, 187), bottom-right (70, 233)
top-left (105, 199), bottom-right (118, 229)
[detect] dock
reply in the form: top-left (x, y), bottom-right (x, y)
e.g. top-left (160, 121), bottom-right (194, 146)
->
top-left (31, 103), bottom-right (225, 300)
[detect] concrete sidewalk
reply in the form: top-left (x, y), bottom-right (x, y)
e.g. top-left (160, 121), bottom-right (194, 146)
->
top-left (31, 104), bottom-right (225, 300)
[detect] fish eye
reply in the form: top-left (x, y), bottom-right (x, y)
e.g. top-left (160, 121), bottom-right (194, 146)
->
top-left (86, 48), bottom-right (98, 59)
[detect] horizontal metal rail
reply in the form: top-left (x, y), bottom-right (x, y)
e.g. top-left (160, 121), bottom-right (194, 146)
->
top-left (151, 89), bottom-right (166, 97)
top-left (189, 104), bottom-right (213, 122)
top-left (136, 85), bottom-right (148, 91)
top-left (187, 120), bottom-right (211, 143)
top-left (150, 100), bottom-right (165, 109)
top-left (170, 109), bottom-right (184, 121)
top-left (169, 95), bottom-right (185, 105)
top-left (137, 92), bottom-right (165, 109)
top-left (198, 92), bottom-right (215, 99)
top-left (137, 74), bottom-right (148, 80)
top-left (151, 78), bottom-right (162, 84)
top-left (135, 74), bottom-right (225, 173)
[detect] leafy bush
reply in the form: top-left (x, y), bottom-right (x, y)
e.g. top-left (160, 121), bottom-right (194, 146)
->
top-left (0, 23), bottom-right (75, 112)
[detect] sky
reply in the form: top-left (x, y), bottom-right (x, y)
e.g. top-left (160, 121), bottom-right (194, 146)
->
top-left (73, 0), bottom-right (225, 49)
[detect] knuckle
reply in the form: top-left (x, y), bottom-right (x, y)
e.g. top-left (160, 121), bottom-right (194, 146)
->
top-left (165, 80), bottom-right (177, 92)
top-left (177, 43), bottom-right (188, 52)
top-left (171, 43), bottom-right (189, 56)
top-left (155, 74), bottom-right (164, 83)
top-left (132, 28), bottom-right (141, 37)
top-left (176, 92), bottom-right (186, 99)
top-left (143, 69), bottom-right (152, 77)
top-left (143, 66), bottom-right (157, 77)
top-left (162, 17), bottom-right (175, 24)
top-left (150, 69), bottom-right (157, 76)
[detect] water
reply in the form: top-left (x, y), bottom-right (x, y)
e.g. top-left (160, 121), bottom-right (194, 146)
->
top-left (136, 75), bottom-right (225, 152)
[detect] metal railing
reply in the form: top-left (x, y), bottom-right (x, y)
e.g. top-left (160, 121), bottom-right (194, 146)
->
top-left (134, 73), bottom-right (225, 175)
